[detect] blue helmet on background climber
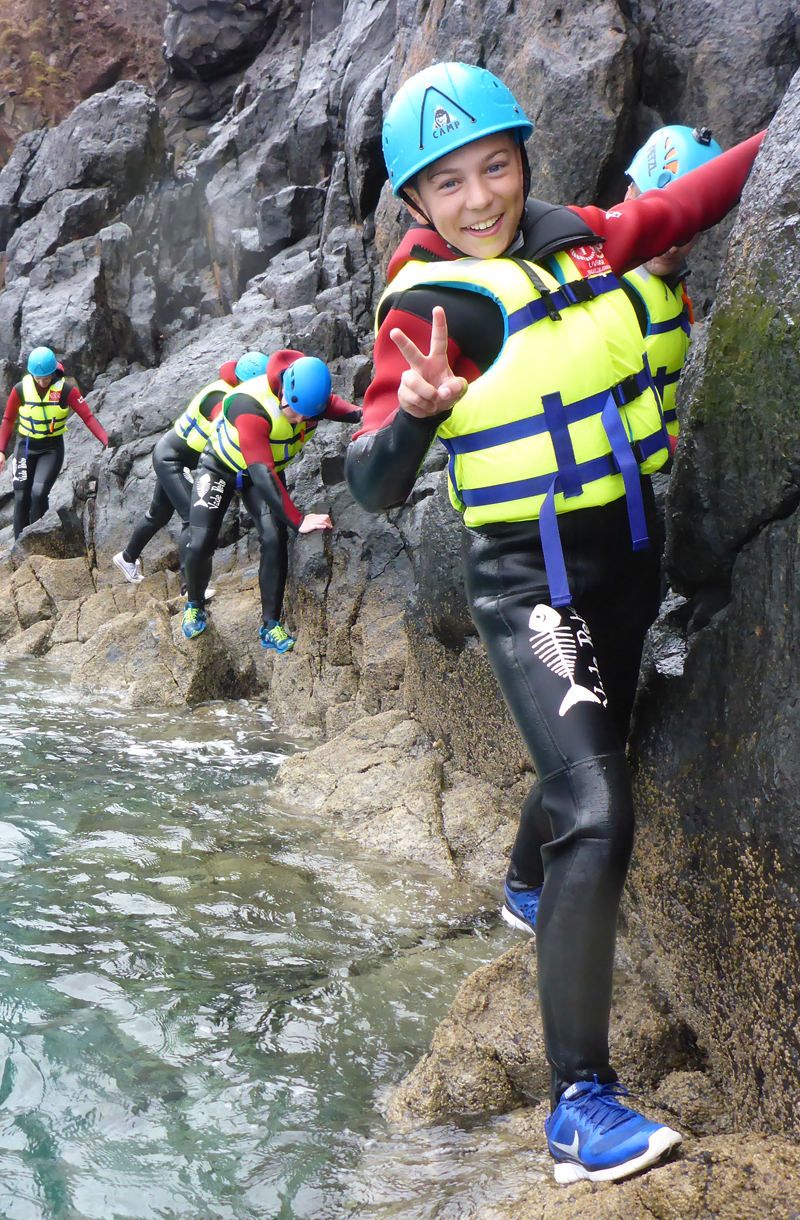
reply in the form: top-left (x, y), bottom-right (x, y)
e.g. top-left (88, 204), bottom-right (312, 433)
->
top-left (234, 350), bottom-right (269, 382)
top-left (627, 126), bottom-right (723, 191)
top-left (27, 346), bottom-right (58, 377)
top-left (382, 61), bottom-right (534, 196)
top-left (282, 357), bottom-right (332, 418)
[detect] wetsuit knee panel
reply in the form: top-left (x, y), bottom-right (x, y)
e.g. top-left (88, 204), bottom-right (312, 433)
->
top-left (540, 752), bottom-right (633, 851)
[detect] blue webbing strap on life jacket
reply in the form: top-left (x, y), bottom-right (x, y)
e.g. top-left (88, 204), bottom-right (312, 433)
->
top-left (601, 396), bottom-right (649, 551)
top-left (649, 313), bottom-right (691, 338)
top-left (538, 475), bottom-right (572, 608)
top-left (506, 272), bottom-right (619, 336)
top-left (538, 396), bottom-right (649, 607)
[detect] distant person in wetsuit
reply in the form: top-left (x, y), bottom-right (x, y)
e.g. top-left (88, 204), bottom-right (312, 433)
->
top-left (111, 351), bottom-right (268, 593)
top-left (345, 61), bottom-right (764, 1185)
top-left (182, 351), bottom-right (361, 649)
top-left (0, 347), bottom-right (108, 538)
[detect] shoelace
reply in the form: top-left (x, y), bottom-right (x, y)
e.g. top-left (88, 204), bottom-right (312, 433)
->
top-left (269, 624), bottom-right (290, 642)
top-left (570, 1082), bottom-right (640, 1134)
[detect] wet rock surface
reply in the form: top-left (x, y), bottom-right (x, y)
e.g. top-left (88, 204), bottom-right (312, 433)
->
top-left (629, 68), bottom-right (800, 1139)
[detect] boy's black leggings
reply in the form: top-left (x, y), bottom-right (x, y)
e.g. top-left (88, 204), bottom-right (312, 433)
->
top-left (463, 487), bottom-right (661, 1108)
top-left (184, 453), bottom-right (289, 623)
top-left (125, 432), bottom-right (197, 573)
top-left (12, 437), bottom-right (65, 537)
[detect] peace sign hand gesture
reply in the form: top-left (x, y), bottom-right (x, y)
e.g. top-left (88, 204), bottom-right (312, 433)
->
top-left (390, 306), bottom-right (468, 419)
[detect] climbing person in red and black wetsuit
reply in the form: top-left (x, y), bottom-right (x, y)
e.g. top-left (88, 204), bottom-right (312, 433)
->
top-left (182, 350), bottom-right (361, 649)
top-left (0, 346), bottom-right (108, 538)
top-left (111, 351), bottom-right (267, 592)
top-left (345, 61), bottom-right (764, 1185)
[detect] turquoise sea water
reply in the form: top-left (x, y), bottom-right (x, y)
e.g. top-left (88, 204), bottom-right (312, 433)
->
top-left (0, 660), bottom-right (543, 1219)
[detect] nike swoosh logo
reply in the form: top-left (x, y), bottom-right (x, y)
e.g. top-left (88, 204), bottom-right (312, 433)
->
top-left (550, 1132), bottom-right (580, 1158)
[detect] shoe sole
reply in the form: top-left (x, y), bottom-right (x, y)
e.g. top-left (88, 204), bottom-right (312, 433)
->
top-left (112, 554), bottom-right (144, 584)
top-left (500, 903), bottom-right (536, 936)
top-left (552, 1127), bottom-right (682, 1184)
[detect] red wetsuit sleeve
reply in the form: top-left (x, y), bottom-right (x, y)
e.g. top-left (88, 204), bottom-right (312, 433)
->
top-left (67, 386), bottom-right (108, 446)
top-left (572, 131), bottom-right (766, 276)
top-left (356, 309), bottom-right (480, 437)
top-left (236, 412), bottom-right (303, 528)
top-left (0, 385), bottom-right (23, 453)
top-left (323, 393), bottom-right (361, 422)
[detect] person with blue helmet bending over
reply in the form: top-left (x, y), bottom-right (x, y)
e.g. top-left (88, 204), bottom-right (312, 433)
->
top-left (345, 61), bottom-right (764, 1184)
top-left (0, 347), bottom-right (108, 537)
top-left (621, 126), bottom-right (723, 448)
top-left (111, 351), bottom-right (268, 593)
top-left (182, 350), bottom-right (361, 649)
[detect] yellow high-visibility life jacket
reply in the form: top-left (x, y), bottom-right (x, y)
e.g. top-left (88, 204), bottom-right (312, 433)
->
top-left (622, 265), bottom-right (691, 438)
top-left (18, 374), bottom-right (69, 439)
top-left (378, 252), bottom-right (670, 605)
top-left (209, 374), bottom-right (317, 474)
top-left (172, 379), bottom-right (233, 454)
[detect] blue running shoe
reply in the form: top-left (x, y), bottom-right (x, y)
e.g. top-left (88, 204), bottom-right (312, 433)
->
top-left (182, 604), bottom-right (207, 640)
top-left (545, 1079), bottom-right (682, 1184)
top-left (259, 622), bottom-right (295, 653)
top-left (501, 881), bottom-right (541, 935)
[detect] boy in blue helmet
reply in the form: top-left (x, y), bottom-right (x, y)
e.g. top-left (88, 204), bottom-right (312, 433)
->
top-left (621, 126), bottom-right (723, 447)
top-left (0, 347), bottom-right (108, 537)
top-left (182, 350), bottom-right (361, 648)
top-left (345, 61), bottom-right (764, 1183)
top-left (111, 352), bottom-right (267, 591)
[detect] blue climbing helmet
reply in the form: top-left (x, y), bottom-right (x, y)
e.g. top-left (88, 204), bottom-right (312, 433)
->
top-left (27, 346), bottom-right (58, 378)
top-left (234, 350), bottom-right (269, 382)
top-left (282, 357), bottom-right (332, 418)
top-left (627, 125), bottom-right (723, 191)
top-left (382, 61), bottom-right (534, 196)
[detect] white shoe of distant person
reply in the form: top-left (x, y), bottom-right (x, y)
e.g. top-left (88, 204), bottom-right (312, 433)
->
top-left (113, 552), bottom-right (144, 583)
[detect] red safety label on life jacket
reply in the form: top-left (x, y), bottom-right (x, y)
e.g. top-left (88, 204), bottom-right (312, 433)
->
top-left (567, 244), bottom-right (613, 279)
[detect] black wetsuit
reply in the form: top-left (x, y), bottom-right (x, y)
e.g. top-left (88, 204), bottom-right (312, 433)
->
top-left (184, 448), bottom-right (291, 623)
top-left (12, 436), bottom-right (65, 537)
top-left (346, 202), bottom-right (663, 1107)
top-left (123, 389), bottom-right (228, 574)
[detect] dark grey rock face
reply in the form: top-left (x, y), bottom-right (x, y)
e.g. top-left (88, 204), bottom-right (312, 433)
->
top-left (163, 0), bottom-right (282, 81)
top-left (17, 82), bottom-right (165, 215)
top-left (629, 68), bottom-right (800, 1137)
top-left (5, 189), bottom-right (112, 281)
top-left (0, 130), bottom-right (45, 250)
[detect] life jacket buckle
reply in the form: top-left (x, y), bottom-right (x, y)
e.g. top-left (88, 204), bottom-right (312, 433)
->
top-left (611, 373), bottom-right (641, 408)
top-left (561, 278), bottom-right (595, 306)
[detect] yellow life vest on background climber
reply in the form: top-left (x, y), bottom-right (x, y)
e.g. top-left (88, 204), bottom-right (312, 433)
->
top-left (209, 374), bottom-right (317, 474)
top-left (18, 374), bottom-right (69, 439)
top-left (172, 379), bottom-right (233, 454)
top-left (622, 265), bottom-right (691, 439)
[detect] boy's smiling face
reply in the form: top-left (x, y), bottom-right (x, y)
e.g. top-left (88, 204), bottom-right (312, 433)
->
top-left (404, 131), bottom-right (525, 258)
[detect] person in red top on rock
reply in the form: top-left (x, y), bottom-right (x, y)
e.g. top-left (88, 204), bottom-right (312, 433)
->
top-left (110, 352), bottom-right (266, 594)
top-left (0, 346), bottom-right (108, 538)
top-left (182, 348), bottom-right (361, 649)
top-left (345, 61), bottom-right (765, 1186)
